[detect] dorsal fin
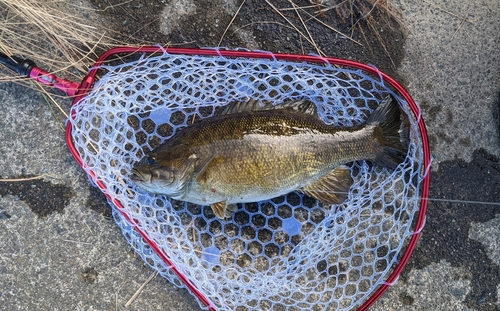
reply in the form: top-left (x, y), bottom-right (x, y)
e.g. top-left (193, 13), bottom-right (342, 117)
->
top-left (217, 98), bottom-right (318, 117)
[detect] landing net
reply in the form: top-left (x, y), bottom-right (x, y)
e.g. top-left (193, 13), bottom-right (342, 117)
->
top-left (67, 47), bottom-right (430, 311)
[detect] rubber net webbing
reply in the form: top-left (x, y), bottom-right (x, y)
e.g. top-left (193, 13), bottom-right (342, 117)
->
top-left (70, 51), bottom-right (424, 310)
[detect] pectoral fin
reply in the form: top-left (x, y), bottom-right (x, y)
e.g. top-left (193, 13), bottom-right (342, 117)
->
top-left (195, 155), bottom-right (225, 184)
top-left (299, 166), bottom-right (353, 204)
top-left (210, 201), bottom-right (237, 219)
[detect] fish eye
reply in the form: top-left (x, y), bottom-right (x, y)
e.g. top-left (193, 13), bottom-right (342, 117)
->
top-left (146, 157), bottom-right (156, 165)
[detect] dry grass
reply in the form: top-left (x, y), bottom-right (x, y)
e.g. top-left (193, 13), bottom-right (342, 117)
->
top-left (0, 0), bottom-right (124, 82)
top-left (218, 0), bottom-right (405, 66)
top-left (0, 0), bottom-right (137, 121)
top-left (311, 0), bottom-right (405, 66)
top-left (312, 0), bottom-right (404, 28)
top-left (1, 0), bottom-right (405, 82)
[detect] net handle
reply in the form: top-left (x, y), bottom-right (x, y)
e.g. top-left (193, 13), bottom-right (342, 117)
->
top-left (65, 46), bottom-right (431, 311)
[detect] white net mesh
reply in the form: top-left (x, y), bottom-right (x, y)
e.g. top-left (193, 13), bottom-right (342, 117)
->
top-left (69, 50), bottom-right (425, 310)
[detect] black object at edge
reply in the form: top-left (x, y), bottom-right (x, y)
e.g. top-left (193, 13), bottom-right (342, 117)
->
top-left (0, 52), bottom-right (36, 77)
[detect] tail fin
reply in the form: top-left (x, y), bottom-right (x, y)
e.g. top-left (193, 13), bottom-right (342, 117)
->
top-left (367, 94), bottom-right (411, 168)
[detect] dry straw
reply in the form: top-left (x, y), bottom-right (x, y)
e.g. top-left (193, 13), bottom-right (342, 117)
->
top-left (0, 0), bottom-right (120, 81)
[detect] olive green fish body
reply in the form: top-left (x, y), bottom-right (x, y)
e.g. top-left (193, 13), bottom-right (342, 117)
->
top-left (131, 96), bottom-right (410, 218)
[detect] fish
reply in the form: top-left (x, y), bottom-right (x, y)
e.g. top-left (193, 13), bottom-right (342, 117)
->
top-left (131, 95), bottom-right (410, 219)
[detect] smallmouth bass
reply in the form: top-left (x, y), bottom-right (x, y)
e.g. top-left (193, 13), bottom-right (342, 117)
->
top-left (131, 95), bottom-right (410, 219)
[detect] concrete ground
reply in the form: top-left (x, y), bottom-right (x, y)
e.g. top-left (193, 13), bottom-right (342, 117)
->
top-left (0, 0), bottom-right (498, 310)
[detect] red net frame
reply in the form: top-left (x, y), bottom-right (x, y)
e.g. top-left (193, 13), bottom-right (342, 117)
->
top-left (64, 46), bottom-right (431, 310)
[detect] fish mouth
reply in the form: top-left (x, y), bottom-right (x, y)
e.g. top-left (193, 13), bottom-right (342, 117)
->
top-left (130, 168), bottom-right (151, 184)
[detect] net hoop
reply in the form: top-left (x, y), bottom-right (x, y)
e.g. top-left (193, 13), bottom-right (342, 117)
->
top-left (65, 46), bottom-right (431, 311)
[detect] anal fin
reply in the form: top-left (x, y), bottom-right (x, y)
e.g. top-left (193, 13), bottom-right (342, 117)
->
top-left (299, 166), bottom-right (353, 204)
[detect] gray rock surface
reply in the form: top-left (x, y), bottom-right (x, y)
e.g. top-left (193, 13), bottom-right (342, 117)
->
top-left (0, 0), bottom-right (498, 310)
